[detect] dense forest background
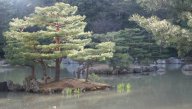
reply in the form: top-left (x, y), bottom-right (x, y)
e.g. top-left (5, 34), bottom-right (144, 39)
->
top-left (1, 0), bottom-right (192, 61)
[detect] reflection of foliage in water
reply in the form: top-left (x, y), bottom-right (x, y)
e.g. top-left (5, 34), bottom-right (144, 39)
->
top-left (62, 88), bottom-right (81, 98)
top-left (117, 83), bottom-right (131, 93)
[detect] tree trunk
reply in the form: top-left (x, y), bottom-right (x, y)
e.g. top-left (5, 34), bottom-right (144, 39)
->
top-left (40, 59), bottom-right (47, 76)
top-left (85, 64), bottom-right (89, 82)
top-left (160, 41), bottom-right (162, 54)
top-left (31, 66), bottom-right (35, 79)
top-left (77, 68), bottom-right (80, 79)
top-left (55, 58), bottom-right (61, 81)
top-left (54, 23), bottom-right (62, 81)
top-left (39, 59), bottom-right (49, 84)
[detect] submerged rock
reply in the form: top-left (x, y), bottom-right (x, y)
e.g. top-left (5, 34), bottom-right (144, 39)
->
top-left (156, 59), bottom-right (166, 64)
top-left (0, 60), bottom-right (10, 67)
top-left (166, 57), bottom-right (183, 64)
top-left (142, 66), bottom-right (157, 72)
top-left (156, 68), bottom-right (165, 72)
top-left (111, 69), bottom-right (119, 74)
top-left (128, 65), bottom-right (158, 74)
top-left (0, 81), bottom-right (9, 92)
top-left (7, 80), bottom-right (24, 91)
top-left (182, 64), bottom-right (192, 76)
top-left (182, 64), bottom-right (192, 71)
top-left (182, 70), bottom-right (192, 76)
top-left (133, 66), bottom-right (142, 73)
top-left (0, 80), bottom-right (24, 92)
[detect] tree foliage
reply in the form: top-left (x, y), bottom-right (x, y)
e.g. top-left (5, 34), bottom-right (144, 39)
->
top-left (63, 0), bottom-right (144, 33)
top-left (2, 0), bottom-right (192, 63)
top-left (93, 28), bottom-right (177, 68)
top-left (136, 0), bottom-right (192, 12)
top-left (4, 3), bottom-right (92, 81)
top-left (130, 13), bottom-right (192, 57)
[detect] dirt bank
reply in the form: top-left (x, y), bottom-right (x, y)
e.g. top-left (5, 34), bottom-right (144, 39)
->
top-left (39, 79), bottom-right (111, 93)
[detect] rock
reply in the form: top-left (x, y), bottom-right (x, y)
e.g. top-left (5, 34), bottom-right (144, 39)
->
top-left (120, 69), bottom-right (129, 74)
top-left (112, 69), bottom-right (119, 74)
top-left (127, 68), bottom-right (134, 74)
top-left (0, 60), bottom-right (10, 67)
top-left (0, 60), bottom-right (6, 65)
top-left (167, 64), bottom-right (182, 70)
top-left (182, 64), bottom-right (192, 71)
top-left (156, 68), bottom-right (165, 72)
top-left (0, 80), bottom-right (24, 92)
top-left (156, 59), bottom-right (166, 64)
top-left (182, 70), bottom-right (192, 76)
top-left (7, 80), bottom-right (24, 91)
top-left (23, 76), bottom-right (40, 93)
top-left (151, 64), bottom-right (166, 74)
top-left (157, 64), bottom-right (166, 69)
top-left (89, 64), bottom-right (113, 74)
top-left (0, 81), bottom-right (9, 92)
top-left (181, 64), bottom-right (192, 76)
top-left (141, 66), bottom-right (148, 72)
top-left (129, 65), bottom-right (159, 74)
top-left (182, 64), bottom-right (192, 76)
top-left (117, 69), bottom-right (132, 74)
top-left (142, 66), bottom-right (156, 72)
top-left (149, 64), bottom-right (159, 71)
top-left (166, 57), bottom-right (183, 64)
top-left (133, 66), bottom-right (142, 73)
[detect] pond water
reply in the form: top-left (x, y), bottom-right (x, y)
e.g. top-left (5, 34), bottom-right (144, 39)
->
top-left (0, 64), bottom-right (192, 109)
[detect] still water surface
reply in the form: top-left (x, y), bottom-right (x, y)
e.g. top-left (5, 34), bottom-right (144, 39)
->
top-left (0, 64), bottom-right (192, 109)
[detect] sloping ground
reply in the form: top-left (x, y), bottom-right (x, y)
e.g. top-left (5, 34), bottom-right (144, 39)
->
top-left (39, 79), bottom-right (111, 93)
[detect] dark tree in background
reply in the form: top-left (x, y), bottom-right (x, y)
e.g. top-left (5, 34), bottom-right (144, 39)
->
top-left (64, 0), bottom-right (146, 33)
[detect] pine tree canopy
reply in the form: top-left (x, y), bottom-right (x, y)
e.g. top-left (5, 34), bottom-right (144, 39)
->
top-left (4, 3), bottom-right (93, 65)
top-left (69, 41), bottom-right (115, 62)
top-left (130, 14), bottom-right (192, 57)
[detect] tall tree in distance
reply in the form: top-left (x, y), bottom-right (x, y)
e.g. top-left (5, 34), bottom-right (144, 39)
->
top-left (64, 0), bottom-right (145, 33)
top-left (0, 0), bottom-right (14, 58)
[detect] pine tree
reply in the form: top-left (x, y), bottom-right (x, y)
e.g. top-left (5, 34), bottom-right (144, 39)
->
top-left (30, 3), bottom-right (91, 81)
top-left (4, 18), bottom-right (37, 78)
top-left (5, 3), bottom-right (91, 81)
top-left (92, 28), bottom-right (176, 70)
top-left (113, 28), bottom-right (175, 62)
top-left (69, 41), bottom-right (115, 82)
top-left (130, 14), bottom-right (192, 57)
